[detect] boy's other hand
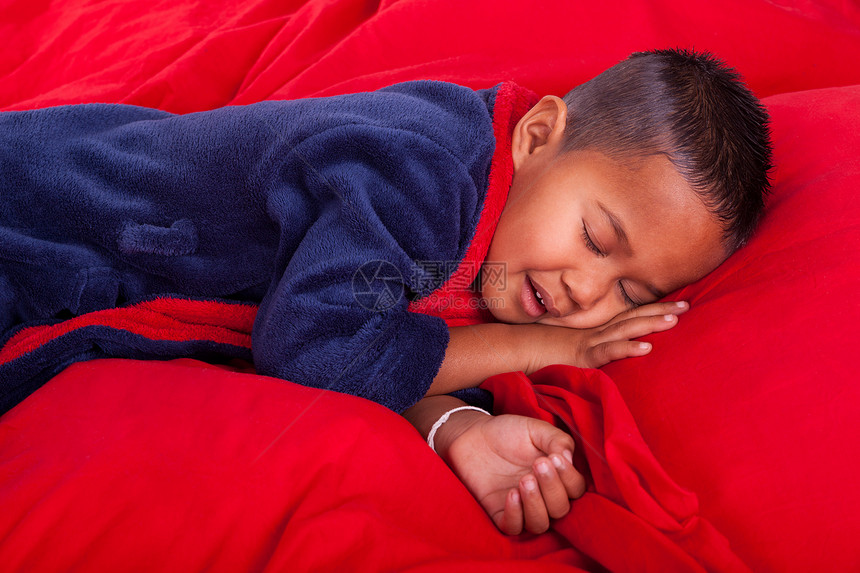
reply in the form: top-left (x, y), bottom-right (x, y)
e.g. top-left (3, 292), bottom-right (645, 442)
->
top-left (527, 300), bottom-right (689, 371)
top-left (437, 411), bottom-right (586, 535)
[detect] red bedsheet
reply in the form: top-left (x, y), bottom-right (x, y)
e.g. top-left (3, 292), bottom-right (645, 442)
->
top-left (2, 1), bottom-right (859, 571)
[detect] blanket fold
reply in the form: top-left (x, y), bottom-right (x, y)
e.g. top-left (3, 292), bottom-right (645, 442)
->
top-left (483, 365), bottom-right (751, 573)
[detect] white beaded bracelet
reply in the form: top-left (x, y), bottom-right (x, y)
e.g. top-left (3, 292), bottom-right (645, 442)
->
top-left (427, 406), bottom-right (491, 453)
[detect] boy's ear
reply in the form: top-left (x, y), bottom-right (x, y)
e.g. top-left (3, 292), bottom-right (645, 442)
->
top-left (511, 95), bottom-right (568, 172)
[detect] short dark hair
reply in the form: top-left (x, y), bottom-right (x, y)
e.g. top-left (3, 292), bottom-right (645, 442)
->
top-left (561, 48), bottom-right (772, 252)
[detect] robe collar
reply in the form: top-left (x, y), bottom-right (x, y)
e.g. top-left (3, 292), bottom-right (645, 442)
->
top-left (407, 82), bottom-right (539, 327)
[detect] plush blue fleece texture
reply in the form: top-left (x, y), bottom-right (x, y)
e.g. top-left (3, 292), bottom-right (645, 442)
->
top-left (0, 81), bottom-right (498, 414)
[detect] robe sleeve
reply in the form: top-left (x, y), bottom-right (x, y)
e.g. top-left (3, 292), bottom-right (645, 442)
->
top-left (252, 82), bottom-right (495, 412)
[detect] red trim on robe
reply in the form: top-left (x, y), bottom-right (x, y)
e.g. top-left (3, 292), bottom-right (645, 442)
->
top-left (407, 82), bottom-right (539, 327)
top-left (0, 298), bottom-right (255, 366)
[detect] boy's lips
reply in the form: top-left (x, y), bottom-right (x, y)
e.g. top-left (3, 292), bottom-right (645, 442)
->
top-left (521, 275), bottom-right (561, 318)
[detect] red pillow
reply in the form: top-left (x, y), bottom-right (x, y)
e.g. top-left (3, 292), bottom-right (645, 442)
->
top-left (5, 0), bottom-right (860, 111)
top-left (0, 358), bottom-right (586, 572)
top-left (601, 85), bottom-right (860, 571)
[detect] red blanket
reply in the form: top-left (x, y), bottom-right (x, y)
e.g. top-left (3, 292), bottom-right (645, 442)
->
top-left (2, 1), bottom-right (859, 571)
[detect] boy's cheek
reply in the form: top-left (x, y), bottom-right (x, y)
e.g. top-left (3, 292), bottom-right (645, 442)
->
top-left (482, 290), bottom-right (529, 325)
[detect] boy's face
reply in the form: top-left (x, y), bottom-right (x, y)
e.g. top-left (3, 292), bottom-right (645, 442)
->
top-left (482, 98), bottom-right (726, 329)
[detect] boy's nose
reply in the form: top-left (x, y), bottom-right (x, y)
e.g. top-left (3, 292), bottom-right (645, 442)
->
top-left (561, 272), bottom-right (607, 314)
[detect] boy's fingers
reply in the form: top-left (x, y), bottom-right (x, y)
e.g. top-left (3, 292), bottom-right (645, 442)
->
top-left (529, 419), bottom-right (576, 455)
top-left (600, 313), bottom-right (679, 345)
top-left (605, 301), bottom-right (688, 326)
top-left (587, 309), bottom-right (687, 366)
top-left (551, 453), bottom-right (587, 499)
top-left (498, 489), bottom-right (524, 536)
top-left (626, 300), bottom-right (689, 319)
top-left (528, 420), bottom-right (586, 501)
top-left (519, 474), bottom-right (550, 534)
top-left (588, 340), bottom-right (653, 367)
top-left (534, 457), bottom-right (572, 519)
top-left (650, 300), bottom-right (689, 315)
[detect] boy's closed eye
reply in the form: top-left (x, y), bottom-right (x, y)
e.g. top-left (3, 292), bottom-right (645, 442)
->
top-left (580, 220), bottom-right (641, 309)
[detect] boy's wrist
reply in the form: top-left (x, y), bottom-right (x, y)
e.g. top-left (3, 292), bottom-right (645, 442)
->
top-left (514, 322), bottom-right (572, 374)
top-left (432, 409), bottom-right (491, 463)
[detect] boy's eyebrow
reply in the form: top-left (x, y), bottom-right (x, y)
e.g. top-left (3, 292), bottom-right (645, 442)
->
top-left (597, 201), bottom-right (666, 300)
top-left (597, 201), bottom-right (630, 249)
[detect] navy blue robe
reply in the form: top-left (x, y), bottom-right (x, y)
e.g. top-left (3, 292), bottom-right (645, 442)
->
top-left (0, 81), bottom-right (499, 414)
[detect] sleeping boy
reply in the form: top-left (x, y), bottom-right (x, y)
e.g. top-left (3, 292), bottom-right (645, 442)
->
top-left (0, 49), bottom-right (771, 536)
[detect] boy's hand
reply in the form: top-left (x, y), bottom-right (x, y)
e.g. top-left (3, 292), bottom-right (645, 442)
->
top-left (428, 301), bottom-right (689, 396)
top-left (528, 300), bottom-right (689, 371)
top-left (436, 410), bottom-right (586, 535)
